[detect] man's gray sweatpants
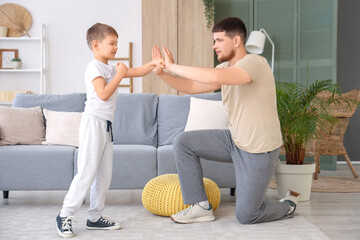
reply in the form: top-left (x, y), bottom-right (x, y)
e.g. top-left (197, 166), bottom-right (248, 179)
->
top-left (173, 129), bottom-right (291, 224)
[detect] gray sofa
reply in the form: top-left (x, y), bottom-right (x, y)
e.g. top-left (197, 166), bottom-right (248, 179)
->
top-left (0, 92), bottom-right (236, 199)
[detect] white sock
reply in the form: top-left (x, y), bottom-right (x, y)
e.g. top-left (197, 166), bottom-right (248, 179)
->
top-left (198, 200), bottom-right (210, 209)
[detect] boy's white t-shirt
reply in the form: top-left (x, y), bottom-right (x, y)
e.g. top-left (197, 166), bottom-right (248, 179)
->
top-left (84, 59), bottom-right (118, 122)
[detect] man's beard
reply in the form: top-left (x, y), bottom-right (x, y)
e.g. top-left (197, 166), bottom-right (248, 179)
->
top-left (218, 49), bottom-right (235, 63)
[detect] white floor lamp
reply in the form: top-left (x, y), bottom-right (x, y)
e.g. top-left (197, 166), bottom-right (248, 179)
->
top-left (245, 28), bottom-right (275, 72)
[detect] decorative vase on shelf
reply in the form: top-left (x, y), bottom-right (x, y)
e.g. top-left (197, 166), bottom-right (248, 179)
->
top-left (0, 26), bottom-right (7, 37)
top-left (11, 58), bottom-right (22, 69)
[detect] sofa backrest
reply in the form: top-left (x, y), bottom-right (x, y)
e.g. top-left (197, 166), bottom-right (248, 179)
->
top-left (113, 93), bottom-right (158, 147)
top-left (157, 92), bottom-right (222, 146)
top-left (13, 93), bottom-right (86, 112)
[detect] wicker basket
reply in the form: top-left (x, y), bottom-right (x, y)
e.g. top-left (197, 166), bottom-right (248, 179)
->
top-left (0, 90), bottom-right (32, 103)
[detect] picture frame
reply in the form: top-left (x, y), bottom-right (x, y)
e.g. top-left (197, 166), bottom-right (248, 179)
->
top-left (0, 49), bottom-right (18, 69)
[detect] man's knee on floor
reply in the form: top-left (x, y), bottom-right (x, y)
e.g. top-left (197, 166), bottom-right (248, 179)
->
top-left (235, 209), bottom-right (257, 224)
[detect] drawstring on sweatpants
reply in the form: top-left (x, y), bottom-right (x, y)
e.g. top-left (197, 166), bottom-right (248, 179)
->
top-left (106, 120), bottom-right (113, 142)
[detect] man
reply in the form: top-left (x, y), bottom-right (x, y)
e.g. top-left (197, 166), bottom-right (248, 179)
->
top-left (152, 17), bottom-right (300, 224)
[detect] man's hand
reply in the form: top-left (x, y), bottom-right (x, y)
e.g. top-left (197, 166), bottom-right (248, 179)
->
top-left (163, 46), bottom-right (175, 69)
top-left (116, 62), bottom-right (128, 78)
top-left (151, 58), bottom-right (165, 69)
top-left (152, 45), bottom-right (164, 74)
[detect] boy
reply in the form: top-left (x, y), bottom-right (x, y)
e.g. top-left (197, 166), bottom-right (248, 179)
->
top-left (56, 23), bottom-right (164, 238)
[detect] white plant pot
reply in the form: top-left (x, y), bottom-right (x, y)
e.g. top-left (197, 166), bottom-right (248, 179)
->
top-left (275, 161), bottom-right (316, 201)
top-left (11, 62), bottom-right (22, 69)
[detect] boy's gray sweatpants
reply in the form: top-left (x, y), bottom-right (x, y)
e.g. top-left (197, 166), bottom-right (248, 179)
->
top-left (60, 114), bottom-right (113, 222)
top-left (173, 129), bottom-right (291, 224)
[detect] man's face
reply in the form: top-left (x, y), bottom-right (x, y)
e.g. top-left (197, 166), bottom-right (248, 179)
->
top-left (213, 31), bottom-right (236, 63)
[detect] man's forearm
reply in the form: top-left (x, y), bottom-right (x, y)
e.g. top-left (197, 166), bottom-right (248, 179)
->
top-left (156, 71), bottom-right (194, 94)
top-left (166, 64), bottom-right (219, 84)
top-left (156, 71), bottom-right (220, 94)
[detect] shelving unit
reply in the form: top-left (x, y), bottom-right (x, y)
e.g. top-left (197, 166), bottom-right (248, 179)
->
top-left (0, 23), bottom-right (46, 104)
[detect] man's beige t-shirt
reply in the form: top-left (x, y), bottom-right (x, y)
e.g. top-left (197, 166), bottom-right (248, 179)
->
top-left (217, 54), bottom-right (283, 153)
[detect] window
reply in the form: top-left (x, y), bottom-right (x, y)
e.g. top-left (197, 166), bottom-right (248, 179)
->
top-left (215, 0), bottom-right (337, 85)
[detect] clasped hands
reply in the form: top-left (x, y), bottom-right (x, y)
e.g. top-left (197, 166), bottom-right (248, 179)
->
top-left (151, 45), bottom-right (175, 74)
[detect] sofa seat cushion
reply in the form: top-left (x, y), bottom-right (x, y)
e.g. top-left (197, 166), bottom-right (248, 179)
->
top-left (74, 145), bottom-right (157, 189)
top-left (157, 92), bottom-right (222, 146)
top-left (0, 145), bottom-right (76, 190)
top-left (157, 145), bottom-right (236, 188)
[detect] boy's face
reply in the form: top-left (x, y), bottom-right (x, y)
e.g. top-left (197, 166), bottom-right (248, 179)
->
top-left (94, 34), bottom-right (118, 60)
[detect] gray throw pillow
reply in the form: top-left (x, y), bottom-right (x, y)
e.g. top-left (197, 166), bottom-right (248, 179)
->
top-left (0, 106), bottom-right (45, 145)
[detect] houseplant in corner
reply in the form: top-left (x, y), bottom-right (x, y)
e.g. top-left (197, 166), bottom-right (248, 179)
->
top-left (275, 79), bottom-right (338, 201)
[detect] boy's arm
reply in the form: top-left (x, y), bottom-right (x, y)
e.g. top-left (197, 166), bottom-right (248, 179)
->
top-left (124, 59), bottom-right (164, 78)
top-left (163, 46), bottom-right (252, 86)
top-left (151, 45), bottom-right (220, 94)
top-left (93, 62), bottom-right (127, 101)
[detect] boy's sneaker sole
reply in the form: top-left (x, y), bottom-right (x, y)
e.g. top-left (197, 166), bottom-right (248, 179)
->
top-left (86, 225), bottom-right (122, 230)
top-left (171, 215), bottom-right (216, 224)
top-left (56, 227), bottom-right (74, 238)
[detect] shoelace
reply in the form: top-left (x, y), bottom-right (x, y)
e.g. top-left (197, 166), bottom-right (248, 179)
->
top-left (62, 216), bottom-right (74, 231)
top-left (180, 205), bottom-right (194, 215)
top-left (100, 216), bottom-right (114, 225)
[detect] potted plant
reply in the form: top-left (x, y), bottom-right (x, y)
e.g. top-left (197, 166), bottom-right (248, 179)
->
top-left (203, 0), bottom-right (215, 29)
top-left (11, 57), bottom-right (22, 69)
top-left (275, 79), bottom-right (339, 201)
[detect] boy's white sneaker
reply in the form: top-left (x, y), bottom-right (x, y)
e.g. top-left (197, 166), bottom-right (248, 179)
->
top-left (170, 203), bottom-right (216, 224)
top-left (279, 190), bottom-right (301, 215)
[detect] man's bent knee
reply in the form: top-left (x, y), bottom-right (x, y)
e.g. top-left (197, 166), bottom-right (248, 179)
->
top-left (173, 132), bottom-right (191, 149)
top-left (236, 210), bottom-right (256, 224)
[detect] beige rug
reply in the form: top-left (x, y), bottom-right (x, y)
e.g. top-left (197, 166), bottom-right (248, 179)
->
top-left (0, 201), bottom-right (330, 240)
top-left (268, 176), bottom-right (360, 193)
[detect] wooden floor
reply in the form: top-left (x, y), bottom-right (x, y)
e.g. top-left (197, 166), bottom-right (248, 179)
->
top-left (289, 164), bottom-right (360, 240)
top-left (1, 164), bottom-right (359, 240)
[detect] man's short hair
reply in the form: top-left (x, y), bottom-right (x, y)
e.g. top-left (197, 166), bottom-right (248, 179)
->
top-left (86, 23), bottom-right (118, 49)
top-left (212, 17), bottom-right (247, 44)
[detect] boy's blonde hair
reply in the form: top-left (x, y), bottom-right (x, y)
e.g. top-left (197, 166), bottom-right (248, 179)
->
top-left (86, 23), bottom-right (118, 50)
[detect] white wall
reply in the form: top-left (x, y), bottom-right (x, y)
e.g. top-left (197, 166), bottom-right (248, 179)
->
top-left (0, 0), bottom-right (142, 94)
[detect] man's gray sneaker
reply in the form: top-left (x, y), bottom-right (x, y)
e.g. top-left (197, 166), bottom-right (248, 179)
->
top-left (56, 214), bottom-right (74, 238)
top-left (171, 203), bottom-right (216, 224)
top-left (86, 216), bottom-right (122, 230)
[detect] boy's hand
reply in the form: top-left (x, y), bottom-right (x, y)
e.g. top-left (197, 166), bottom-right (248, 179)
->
top-left (152, 45), bottom-right (164, 74)
top-left (163, 46), bottom-right (175, 68)
top-left (152, 58), bottom-right (165, 69)
top-left (116, 62), bottom-right (128, 78)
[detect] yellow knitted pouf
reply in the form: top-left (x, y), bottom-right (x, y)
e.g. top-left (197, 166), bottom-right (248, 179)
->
top-left (142, 174), bottom-right (221, 216)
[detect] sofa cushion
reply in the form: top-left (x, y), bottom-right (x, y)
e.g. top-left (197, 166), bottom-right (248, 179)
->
top-left (42, 109), bottom-right (82, 147)
top-left (157, 145), bottom-right (236, 188)
top-left (157, 92), bottom-right (222, 146)
top-left (0, 145), bottom-right (75, 190)
top-left (74, 144), bottom-right (157, 189)
top-left (0, 106), bottom-right (45, 145)
top-left (184, 97), bottom-right (229, 131)
top-left (113, 93), bottom-right (158, 147)
top-left (12, 93), bottom-right (86, 112)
